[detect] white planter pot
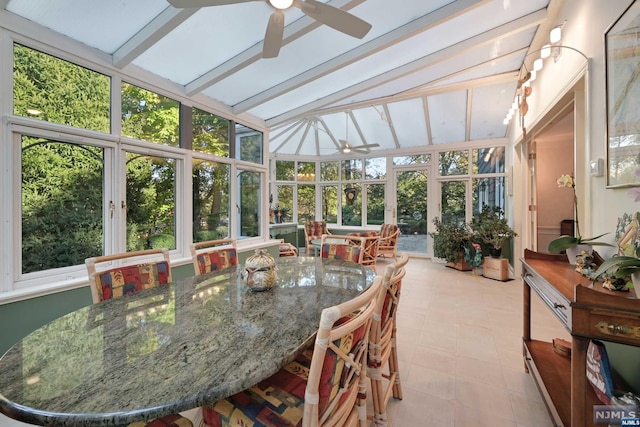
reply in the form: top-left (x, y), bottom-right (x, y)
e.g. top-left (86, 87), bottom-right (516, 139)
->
top-left (565, 244), bottom-right (592, 265)
top-left (630, 271), bottom-right (640, 299)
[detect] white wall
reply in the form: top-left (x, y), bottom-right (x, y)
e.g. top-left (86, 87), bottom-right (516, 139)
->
top-left (509, 0), bottom-right (640, 392)
top-left (511, 0), bottom-right (637, 257)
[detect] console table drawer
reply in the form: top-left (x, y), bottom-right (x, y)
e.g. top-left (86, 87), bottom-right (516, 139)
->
top-left (574, 308), bottom-right (640, 346)
top-left (523, 271), bottom-right (572, 329)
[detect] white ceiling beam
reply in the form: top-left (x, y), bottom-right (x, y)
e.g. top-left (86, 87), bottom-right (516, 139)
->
top-left (294, 121), bottom-right (313, 155)
top-left (422, 96), bottom-right (433, 145)
top-left (309, 70), bottom-right (519, 117)
top-left (113, 7), bottom-right (197, 68)
top-left (185, 0), bottom-right (365, 96)
top-left (383, 104), bottom-right (400, 149)
top-left (266, 8), bottom-right (547, 127)
top-left (233, 0), bottom-right (487, 114)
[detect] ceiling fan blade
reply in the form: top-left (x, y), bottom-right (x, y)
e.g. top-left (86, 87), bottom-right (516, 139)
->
top-left (357, 143), bottom-right (380, 149)
top-left (295, 0), bottom-right (371, 39)
top-left (263, 11), bottom-right (285, 58)
top-left (168, 0), bottom-right (258, 7)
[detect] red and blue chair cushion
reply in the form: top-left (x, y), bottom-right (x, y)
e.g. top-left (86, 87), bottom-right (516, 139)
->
top-left (196, 248), bottom-right (238, 274)
top-left (321, 244), bottom-right (361, 263)
top-left (202, 321), bottom-right (367, 427)
top-left (94, 261), bottom-right (171, 301)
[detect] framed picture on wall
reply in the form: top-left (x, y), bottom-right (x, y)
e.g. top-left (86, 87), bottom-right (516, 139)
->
top-left (606, 1), bottom-right (640, 188)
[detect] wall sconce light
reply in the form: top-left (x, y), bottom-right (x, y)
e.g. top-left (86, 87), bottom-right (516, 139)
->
top-left (533, 58), bottom-right (543, 71)
top-left (550, 25), bottom-right (562, 44)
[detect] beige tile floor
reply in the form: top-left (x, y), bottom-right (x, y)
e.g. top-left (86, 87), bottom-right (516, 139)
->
top-left (0, 256), bottom-right (568, 427)
top-left (370, 256), bottom-right (567, 427)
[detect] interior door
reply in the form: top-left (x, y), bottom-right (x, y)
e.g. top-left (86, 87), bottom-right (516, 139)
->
top-left (394, 169), bottom-right (428, 255)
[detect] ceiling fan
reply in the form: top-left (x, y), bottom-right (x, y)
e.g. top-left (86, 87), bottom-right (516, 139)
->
top-left (338, 140), bottom-right (379, 154)
top-left (167, 0), bottom-right (372, 58)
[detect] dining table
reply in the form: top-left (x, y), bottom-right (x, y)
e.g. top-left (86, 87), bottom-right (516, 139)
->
top-left (0, 256), bottom-right (376, 427)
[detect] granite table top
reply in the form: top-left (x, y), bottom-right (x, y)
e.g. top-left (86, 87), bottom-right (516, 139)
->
top-left (0, 256), bottom-right (375, 427)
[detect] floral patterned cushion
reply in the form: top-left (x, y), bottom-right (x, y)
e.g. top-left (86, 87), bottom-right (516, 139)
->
top-left (379, 224), bottom-right (399, 246)
top-left (305, 221), bottom-right (328, 238)
top-left (196, 248), bottom-right (238, 274)
top-left (202, 321), bottom-right (367, 427)
top-left (95, 261), bottom-right (171, 301)
top-left (321, 244), bottom-right (361, 263)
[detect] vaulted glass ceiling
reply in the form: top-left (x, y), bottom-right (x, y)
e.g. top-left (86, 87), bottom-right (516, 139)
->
top-left (4, 0), bottom-right (552, 156)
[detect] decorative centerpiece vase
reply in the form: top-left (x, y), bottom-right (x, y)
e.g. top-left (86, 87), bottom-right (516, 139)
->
top-left (565, 244), bottom-right (592, 266)
top-left (244, 249), bottom-right (277, 292)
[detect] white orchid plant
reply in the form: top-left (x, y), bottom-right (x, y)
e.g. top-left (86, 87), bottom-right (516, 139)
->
top-left (547, 174), bottom-right (612, 253)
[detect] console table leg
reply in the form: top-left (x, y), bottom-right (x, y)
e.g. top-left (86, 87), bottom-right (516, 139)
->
top-left (571, 337), bottom-right (588, 427)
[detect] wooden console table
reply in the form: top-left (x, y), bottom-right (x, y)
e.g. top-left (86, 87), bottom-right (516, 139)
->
top-left (521, 249), bottom-right (640, 427)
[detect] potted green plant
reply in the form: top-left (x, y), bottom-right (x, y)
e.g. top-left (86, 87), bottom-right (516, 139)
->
top-left (470, 205), bottom-right (517, 280)
top-left (471, 205), bottom-right (517, 258)
top-left (430, 218), bottom-right (473, 270)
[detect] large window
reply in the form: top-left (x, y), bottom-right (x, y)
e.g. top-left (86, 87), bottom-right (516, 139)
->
top-left (7, 44), bottom-right (266, 296)
top-left (121, 83), bottom-right (180, 147)
top-left (125, 152), bottom-right (177, 251)
top-left (193, 160), bottom-right (230, 241)
top-left (13, 44), bottom-right (111, 133)
top-left (192, 108), bottom-right (230, 157)
top-left (238, 170), bottom-right (262, 238)
top-left (21, 137), bottom-right (104, 273)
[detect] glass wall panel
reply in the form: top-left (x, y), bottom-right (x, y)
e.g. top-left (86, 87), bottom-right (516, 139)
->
top-left (342, 184), bottom-right (361, 226)
top-left (393, 154), bottom-right (431, 166)
top-left (238, 170), bottom-right (261, 237)
top-left (236, 123), bottom-right (263, 164)
top-left (439, 150), bottom-right (468, 176)
top-left (297, 185), bottom-right (316, 224)
top-left (21, 138), bottom-right (104, 273)
top-left (473, 147), bottom-right (505, 174)
top-left (297, 162), bottom-right (316, 181)
top-left (365, 158), bottom-right (386, 179)
top-left (321, 161), bottom-right (339, 181)
top-left (192, 108), bottom-right (230, 157)
top-left (366, 184), bottom-right (385, 225)
top-left (14, 44), bottom-right (110, 133)
top-left (276, 160), bottom-right (295, 181)
top-left (193, 159), bottom-right (230, 242)
top-left (126, 152), bottom-right (176, 251)
top-left (322, 185), bottom-right (338, 224)
top-left (473, 177), bottom-right (505, 213)
top-left (276, 185), bottom-right (293, 223)
top-left (440, 181), bottom-right (466, 225)
top-left (342, 159), bottom-right (362, 181)
top-left (121, 83), bottom-right (180, 147)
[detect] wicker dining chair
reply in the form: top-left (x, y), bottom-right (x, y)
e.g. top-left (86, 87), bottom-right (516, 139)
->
top-left (85, 249), bottom-right (194, 427)
top-left (320, 234), bottom-right (364, 264)
top-left (304, 220), bottom-right (330, 255)
top-left (190, 238), bottom-right (238, 276)
top-left (367, 253), bottom-right (409, 427)
top-left (201, 276), bottom-right (384, 427)
top-left (85, 248), bottom-right (173, 304)
top-left (346, 231), bottom-right (379, 266)
top-left (376, 224), bottom-right (400, 260)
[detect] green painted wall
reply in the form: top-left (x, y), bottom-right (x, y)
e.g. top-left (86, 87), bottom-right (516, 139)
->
top-left (0, 245), bottom-right (280, 355)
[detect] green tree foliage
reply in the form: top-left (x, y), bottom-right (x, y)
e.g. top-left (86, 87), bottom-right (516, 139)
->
top-left (121, 83), bottom-right (179, 146)
top-left (21, 140), bottom-right (104, 273)
top-left (13, 44), bottom-right (110, 132)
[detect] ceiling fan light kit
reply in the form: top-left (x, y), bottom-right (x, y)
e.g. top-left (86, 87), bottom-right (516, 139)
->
top-left (168, 0), bottom-right (372, 58)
